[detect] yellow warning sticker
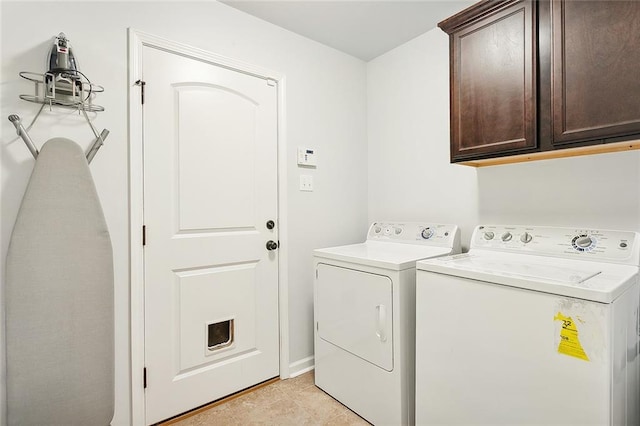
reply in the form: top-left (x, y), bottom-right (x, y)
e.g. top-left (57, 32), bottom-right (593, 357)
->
top-left (554, 312), bottom-right (589, 361)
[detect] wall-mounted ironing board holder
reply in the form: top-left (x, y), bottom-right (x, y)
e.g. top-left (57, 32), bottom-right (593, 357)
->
top-left (8, 114), bottom-right (108, 163)
top-left (9, 70), bottom-right (109, 163)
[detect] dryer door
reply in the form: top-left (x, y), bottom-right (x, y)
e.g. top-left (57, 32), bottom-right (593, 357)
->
top-left (316, 263), bottom-right (393, 371)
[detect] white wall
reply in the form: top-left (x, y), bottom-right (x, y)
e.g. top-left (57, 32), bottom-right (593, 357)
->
top-left (367, 27), bottom-right (640, 248)
top-left (476, 152), bottom-right (640, 230)
top-left (367, 29), bottom-right (478, 247)
top-left (0, 2), bottom-right (368, 424)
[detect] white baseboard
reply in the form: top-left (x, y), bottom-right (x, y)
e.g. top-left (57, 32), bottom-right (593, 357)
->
top-left (288, 355), bottom-right (314, 378)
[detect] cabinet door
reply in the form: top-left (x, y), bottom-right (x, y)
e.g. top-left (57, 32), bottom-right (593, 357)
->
top-left (551, 0), bottom-right (640, 145)
top-left (445, 0), bottom-right (537, 162)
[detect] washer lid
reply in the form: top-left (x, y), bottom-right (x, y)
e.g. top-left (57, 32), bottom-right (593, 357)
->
top-left (314, 241), bottom-right (454, 270)
top-left (417, 251), bottom-right (639, 303)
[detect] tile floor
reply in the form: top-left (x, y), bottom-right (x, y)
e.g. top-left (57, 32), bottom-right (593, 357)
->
top-left (165, 371), bottom-right (370, 426)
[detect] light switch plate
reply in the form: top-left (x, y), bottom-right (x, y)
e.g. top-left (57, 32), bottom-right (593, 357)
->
top-left (300, 175), bottom-right (313, 191)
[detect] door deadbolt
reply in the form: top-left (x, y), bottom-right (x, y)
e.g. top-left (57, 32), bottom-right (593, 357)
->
top-left (266, 220), bottom-right (275, 230)
top-left (266, 240), bottom-right (278, 251)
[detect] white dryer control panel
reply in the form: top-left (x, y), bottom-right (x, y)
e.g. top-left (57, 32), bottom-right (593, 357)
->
top-left (471, 225), bottom-right (639, 264)
top-left (368, 222), bottom-right (460, 247)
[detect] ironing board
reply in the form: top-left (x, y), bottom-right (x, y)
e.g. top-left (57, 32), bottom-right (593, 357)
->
top-left (6, 138), bottom-right (114, 425)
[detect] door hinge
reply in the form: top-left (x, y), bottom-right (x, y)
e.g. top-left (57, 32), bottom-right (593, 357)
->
top-left (316, 322), bottom-right (319, 331)
top-left (135, 79), bottom-right (146, 104)
top-left (315, 269), bottom-right (318, 279)
top-left (266, 78), bottom-right (277, 87)
top-left (142, 225), bottom-right (146, 246)
top-left (143, 367), bottom-right (147, 389)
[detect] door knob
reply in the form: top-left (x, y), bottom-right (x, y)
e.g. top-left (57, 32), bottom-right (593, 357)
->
top-left (266, 220), bottom-right (275, 230)
top-left (266, 240), bottom-right (278, 251)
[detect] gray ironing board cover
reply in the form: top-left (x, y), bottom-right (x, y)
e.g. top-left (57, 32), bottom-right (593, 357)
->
top-left (6, 138), bottom-right (114, 425)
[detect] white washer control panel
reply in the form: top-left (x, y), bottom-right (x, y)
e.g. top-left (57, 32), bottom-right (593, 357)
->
top-left (368, 222), bottom-right (460, 247)
top-left (472, 225), bottom-right (638, 263)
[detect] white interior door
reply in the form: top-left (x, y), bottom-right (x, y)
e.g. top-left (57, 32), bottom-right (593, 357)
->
top-left (142, 45), bottom-right (279, 424)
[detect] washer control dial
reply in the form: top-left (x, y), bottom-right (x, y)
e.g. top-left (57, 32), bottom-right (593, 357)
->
top-left (394, 227), bottom-right (403, 235)
top-left (374, 225), bottom-right (382, 234)
top-left (572, 234), bottom-right (596, 252)
top-left (501, 232), bottom-right (513, 242)
top-left (520, 232), bottom-right (533, 244)
top-left (483, 231), bottom-right (495, 240)
top-left (421, 227), bottom-right (434, 240)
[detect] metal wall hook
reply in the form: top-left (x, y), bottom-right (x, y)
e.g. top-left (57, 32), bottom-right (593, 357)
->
top-left (8, 114), bottom-right (39, 159)
top-left (8, 114), bottom-right (109, 164)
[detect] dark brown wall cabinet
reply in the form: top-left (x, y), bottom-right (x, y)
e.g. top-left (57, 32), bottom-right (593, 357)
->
top-left (440, 0), bottom-right (640, 164)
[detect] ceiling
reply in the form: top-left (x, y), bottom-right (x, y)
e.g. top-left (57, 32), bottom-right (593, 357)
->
top-left (221, 1), bottom-right (476, 61)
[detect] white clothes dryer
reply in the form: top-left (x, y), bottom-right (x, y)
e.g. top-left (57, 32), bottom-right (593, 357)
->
top-left (314, 222), bottom-right (461, 425)
top-left (416, 225), bottom-right (640, 426)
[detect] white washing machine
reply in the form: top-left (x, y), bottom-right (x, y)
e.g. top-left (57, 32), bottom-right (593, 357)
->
top-left (314, 222), bottom-right (461, 425)
top-left (415, 225), bottom-right (640, 425)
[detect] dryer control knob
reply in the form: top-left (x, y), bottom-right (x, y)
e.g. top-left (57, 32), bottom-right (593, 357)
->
top-left (575, 236), bottom-right (593, 248)
top-left (421, 228), bottom-right (434, 239)
top-left (501, 232), bottom-right (513, 242)
top-left (520, 232), bottom-right (533, 244)
top-left (483, 231), bottom-right (495, 240)
top-left (394, 227), bottom-right (403, 235)
top-left (374, 226), bottom-right (382, 233)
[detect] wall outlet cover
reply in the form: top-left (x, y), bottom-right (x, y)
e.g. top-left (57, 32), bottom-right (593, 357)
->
top-left (300, 175), bottom-right (313, 191)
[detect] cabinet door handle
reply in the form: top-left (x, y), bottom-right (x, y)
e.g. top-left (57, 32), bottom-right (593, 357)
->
top-left (375, 304), bottom-right (387, 343)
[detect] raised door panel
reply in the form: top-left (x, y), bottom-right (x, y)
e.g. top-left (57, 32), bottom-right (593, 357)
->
top-left (175, 84), bottom-right (257, 231)
top-left (447, 0), bottom-right (536, 161)
top-left (552, 0), bottom-right (640, 145)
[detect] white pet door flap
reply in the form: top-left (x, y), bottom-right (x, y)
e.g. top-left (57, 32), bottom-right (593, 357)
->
top-left (207, 319), bottom-right (234, 352)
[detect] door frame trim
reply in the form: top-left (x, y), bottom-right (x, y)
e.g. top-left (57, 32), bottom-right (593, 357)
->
top-left (127, 28), bottom-right (289, 425)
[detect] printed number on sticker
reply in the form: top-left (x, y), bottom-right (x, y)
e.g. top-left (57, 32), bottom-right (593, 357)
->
top-left (554, 312), bottom-right (589, 361)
